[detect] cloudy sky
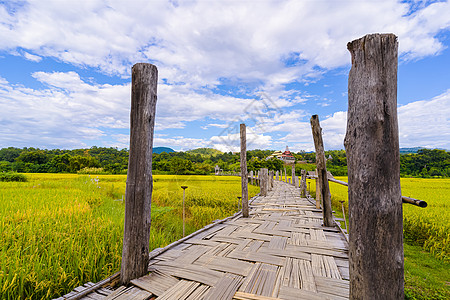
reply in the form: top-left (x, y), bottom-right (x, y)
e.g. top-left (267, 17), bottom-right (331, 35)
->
top-left (1, 0), bottom-right (449, 152)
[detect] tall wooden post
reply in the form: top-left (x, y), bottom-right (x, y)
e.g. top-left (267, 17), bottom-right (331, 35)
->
top-left (276, 170), bottom-right (279, 181)
top-left (284, 167), bottom-right (287, 182)
top-left (260, 168), bottom-right (268, 196)
top-left (250, 170), bottom-right (254, 185)
top-left (314, 169), bottom-right (321, 208)
top-left (345, 33), bottom-right (403, 299)
top-left (240, 124), bottom-right (249, 217)
top-left (310, 115), bottom-right (333, 227)
top-left (121, 63), bottom-right (157, 284)
top-left (300, 169), bottom-right (307, 197)
top-left (291, 164), bottom-right (295, 186)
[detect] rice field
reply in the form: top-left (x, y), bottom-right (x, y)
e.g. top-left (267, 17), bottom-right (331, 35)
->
top-left (0, 173), bottom-right (259, 299)
top-left (306, 177), bottom-right (450, 261)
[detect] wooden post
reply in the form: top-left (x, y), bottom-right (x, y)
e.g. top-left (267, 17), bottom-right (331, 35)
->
top-left (300, 169), bottom-right (307, 197)
top-left (250, 170), bottom-right (254, 185)
top-left (284, 167), bottom-right (287, 182)
top-left (291, 164), bottom-right (295, 186)
top-left (181, 186), bottom-right (188, 237)
top-left (310, 115), bottom-right (333, 227)
top-left (121, 63), bottom-right (158, 284)
top-left (260, 168), bottom-right (268, 196)
top-left (240, 124), bottom-right (249, 218)
top-left (345, 33), bottom-right (403, 299)
top-left (315, 169), bottom-right (321, 208)
top-left (276, 170), bottom-right (279, 181)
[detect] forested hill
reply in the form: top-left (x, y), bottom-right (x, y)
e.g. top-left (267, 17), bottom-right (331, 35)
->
top-left (0, 147), bottom-right (448, 177)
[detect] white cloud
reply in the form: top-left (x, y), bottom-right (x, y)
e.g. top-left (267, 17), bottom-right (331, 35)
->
top-left (398, 89), bottom-right (450, 149)
top-left (23, 51), bottom-right (42, 62)
top-left (0, 1), bottom-right (449, 150)
top-left (0, 0), bottom-right (449, 90)
top-left (210, 130), bottom-right (273, 153)
top-left (0, 73), bottom-right (129, 148)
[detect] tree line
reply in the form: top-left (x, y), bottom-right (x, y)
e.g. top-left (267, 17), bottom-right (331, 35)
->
top-left (0, 147), bottom-right (448, 178)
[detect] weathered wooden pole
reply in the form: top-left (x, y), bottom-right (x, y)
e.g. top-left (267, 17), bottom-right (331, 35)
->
top-left (240, 124), bottom-right (249, 218)
top-left (291, 164), bottom-right (296, 186)
top-left (260, 168), bottom-right (268, 196)
top-left (284, 167), bottom-right (287, 182)
top-left (300, 169), bottom-right (307, 197)
top-left (345, 33), bottom-right (403, 299)
top-left (276, 170), bottom-right (279, 181)
top-left (181, 186), bottom-right (188, 237)
top-left (310, 115), bottom-right (333, 227)
top-left (121, 63), bottom-right (157, 284)
top-left (314, 169), bottom-right (321, 208)
top-left (269, 171), bottom-right (274, 191)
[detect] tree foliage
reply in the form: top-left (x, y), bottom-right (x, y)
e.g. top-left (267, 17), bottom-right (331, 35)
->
top-left (1, 147), bottom-right (447, 177)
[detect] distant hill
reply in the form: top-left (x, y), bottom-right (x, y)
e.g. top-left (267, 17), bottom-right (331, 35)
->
top-left (153, 147), bottom-right (175, 154)
top-left (399, 147), bottom-right (425, 154)
top-left (187, 148), bottom-right (223, 157)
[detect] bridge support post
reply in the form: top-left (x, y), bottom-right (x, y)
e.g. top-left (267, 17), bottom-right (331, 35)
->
top-left (240, 124), bottom-right (249, 217)
top-left (310, 115), bottom-right (333, 227)
top-left (260, 168), bottom-right (268, 196)
top-left (291, 164), bottom-right (295, 186)
top-left (121, 63), bottom-right (157, 284)
top-left (300, 169), bottom-right (307, 197)
top-left (268, 170), bottom-right (273, 191)
top-left (345, 34), bottom-right (403, 299)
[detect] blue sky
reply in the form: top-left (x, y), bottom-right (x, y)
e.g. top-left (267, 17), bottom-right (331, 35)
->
top-left (0, 0), bottom-right (449, 152)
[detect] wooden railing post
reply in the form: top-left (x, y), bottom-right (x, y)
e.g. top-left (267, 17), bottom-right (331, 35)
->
top-left (121, 63), bottom-right (157, 284)
top-left (240, 124), bottom-right (249, 217)
top-left (346, 33), bottom-right (403, 299)
top-left (310, 115), bottom-right (333, 227)
top-left (249, 170), bottom-right (254, 185)
top-left (284, 167), bottom-right (287, 182)
top-left (276, 170), bottom-right (279, 181)
top-left (315, 169), bottom-right (321, 209)
top-left (260, 168), bottom-right (268, 196)
top-left (291, 164), bottom-right (295, 186)
top-left (300, 169), bottom-right (307, 197)
top-left (268, 170), bottom-right (273, 191)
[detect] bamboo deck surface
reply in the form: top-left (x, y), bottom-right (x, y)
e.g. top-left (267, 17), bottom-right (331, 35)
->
top-left (58, 181), bottom-right (349, 300)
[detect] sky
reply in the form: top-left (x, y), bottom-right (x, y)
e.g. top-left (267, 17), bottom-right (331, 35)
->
top-left (0, 0), bottom-right (449, 153)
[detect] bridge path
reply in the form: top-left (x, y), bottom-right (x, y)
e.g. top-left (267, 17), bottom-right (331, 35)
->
top-left (60, 180), bottom-right (349, 300)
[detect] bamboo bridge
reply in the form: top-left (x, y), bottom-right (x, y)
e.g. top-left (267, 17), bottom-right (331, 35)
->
top-left (58, 179), bottom-right (349, 300)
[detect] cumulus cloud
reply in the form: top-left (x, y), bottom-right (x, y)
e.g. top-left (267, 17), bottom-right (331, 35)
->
top-left (398, 89), bottom-right (450, 149)
top-left (0, 0), bottom-right (449, 90)
top-left (0, 73), bottom-right (129, 148)
top-left (23, 51), bottom-right (42, 62)
top-left (0, 1), bottom-right (449, 150)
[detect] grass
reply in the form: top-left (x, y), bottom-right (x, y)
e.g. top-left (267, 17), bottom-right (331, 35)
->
top-left (404, 243), bottom-right (450, 300)
top-left (0, 173), bottom-right (259, 299)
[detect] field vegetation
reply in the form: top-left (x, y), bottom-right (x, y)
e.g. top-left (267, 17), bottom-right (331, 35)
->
top-left (0, 174), bottom-right (258, 299)
top-left (2, 147), bottom-right (447, 178)
top-left (307, 176), bottom-right (450, 299)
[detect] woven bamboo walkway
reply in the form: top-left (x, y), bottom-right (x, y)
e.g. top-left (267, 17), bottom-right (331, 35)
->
top-left (59, 180), bottom-right (349, 300)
